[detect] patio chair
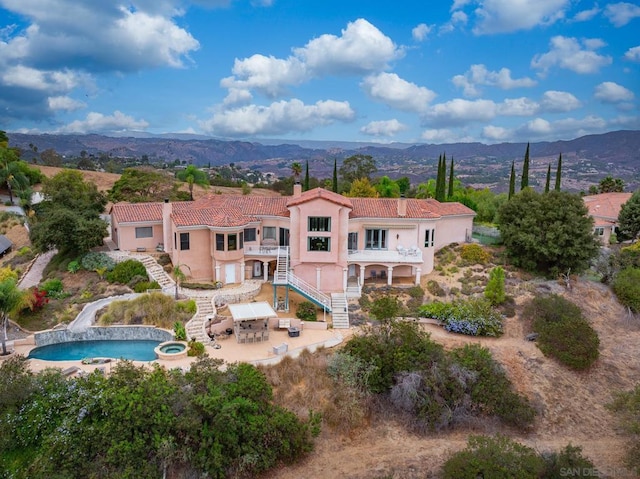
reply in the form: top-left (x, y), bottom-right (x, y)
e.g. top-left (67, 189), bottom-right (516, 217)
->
top-left (370, 270), bottom-right (377, 280)
top-left (380, 270), bottom-right (387, 280)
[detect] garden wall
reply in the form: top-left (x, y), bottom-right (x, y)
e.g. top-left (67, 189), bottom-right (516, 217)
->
top-left (35, 326), bottom-right (172, 347)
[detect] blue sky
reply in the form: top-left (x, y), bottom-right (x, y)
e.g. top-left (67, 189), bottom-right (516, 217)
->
top-left (0, 0), bottom-right (638, 144)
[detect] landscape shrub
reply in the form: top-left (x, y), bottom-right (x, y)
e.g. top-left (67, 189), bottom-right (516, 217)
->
top-left (40, 278), bottom-right (66, 299)
top-left (81, 252), bottom-right (115, 272)
top-left (187, 339), bottom-right (205, 357)
top-left (97, 292), bottom-right (192, 328)
top-left (612, 268), bottom-right (640, 313)
top-left (540, 444), bottom-right (597, 478)
top-left (608, 384), bottom-right (640, 473)
top-left (66, 260), bottom-right (81, 274)
top-left (420, 298), bottom-right (503, 337)
top-left (522, 294), bottom-right (599, 370)
top-left (106, 259), bottom-right (147, 284)
top-left (459, 243), bottom-right (490, 265)
top-left (173, 322), bottom-right (187, 341)
top-left (442, 435), bottom-right (544, 479)
top-left (176, 299), bottom-right (197, 314)
top-left (0, 266), bottom-right (18, 282)
top-left (484, 266), bottom-right (506, 305)
top-left (132, 280), bottom-right (160, 293)
top-left (426, 280), bottom-right (446, 297)
top-left (296, 301), bottom-right (317, 321)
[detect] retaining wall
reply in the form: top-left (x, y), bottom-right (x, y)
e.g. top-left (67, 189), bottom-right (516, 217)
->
top-left (35, 326), bottom-right (172, 347)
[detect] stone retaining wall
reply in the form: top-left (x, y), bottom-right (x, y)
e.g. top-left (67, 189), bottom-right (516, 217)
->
top-left (35, 326), bottom-right (172, 347)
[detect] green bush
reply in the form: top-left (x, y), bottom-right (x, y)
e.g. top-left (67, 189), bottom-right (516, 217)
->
top-left (613, 268), bottom-right (640, 313)
top-left (484, 266), bottom-right (506, 305)
top-left (608, 384), bottom-right (640, 473)
top-left (541, 444), bottom-right (597, 478)
top-left (296, 301), bottom-right (317, 321)
top-left (522, 294), bottom-right (599, 370)
top-left (132, 280), bottom-right (160, 293)
top-left (106, 259), bottom-right (148, 284)
top-left (66, 260), bottom-right (81, 274)
top-left (442, 435), bottom-right (544, 479)
top-left (40, 278), bottom-right (64, 298)
top-left (187, 339), bottom-right (206, 357)
top-left (459, 243), bottom-right (490, 265)
top-left (176, 299), bottom-right (197, 314)
top-left (81, 252), bottom-right (115, 272)
top-left (426, 280), bottom-right (446, 296)
top-left (420, 298), bottom-right (503, 337)
top-left (173, 322), bottom-right (187, 341)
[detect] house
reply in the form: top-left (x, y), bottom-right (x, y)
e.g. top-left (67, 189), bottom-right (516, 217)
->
top-left (111, 185), bottom-right (475, 313)
top-left (583, 192), bottom-right (632, 244)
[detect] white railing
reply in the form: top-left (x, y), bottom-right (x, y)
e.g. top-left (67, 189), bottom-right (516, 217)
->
top-left (285, 271), bottom-right (331, 311)
top-left (244, 245), bottom-right (288, 256)
top-left (347, 248), bottom-right (423, 263)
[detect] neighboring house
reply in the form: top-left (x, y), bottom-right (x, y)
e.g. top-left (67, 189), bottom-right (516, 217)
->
top-left (583, 192), bottom-right (632, 244)
top-left (111, 185), bottom-right (475, 310)
top-left (0, 235), bottom-right (12, 257)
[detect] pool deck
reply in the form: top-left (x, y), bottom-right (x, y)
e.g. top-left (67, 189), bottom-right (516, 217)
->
top-left (16, 326), bottom-right (349, 375)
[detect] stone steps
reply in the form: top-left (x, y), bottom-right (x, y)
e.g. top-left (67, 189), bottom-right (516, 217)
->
top-left (331, 293), bottom-right (350, 329)
top-left (186, 297), bottom-right (215, 344)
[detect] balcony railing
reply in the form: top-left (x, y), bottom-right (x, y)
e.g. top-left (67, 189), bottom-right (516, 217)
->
top-left (347, 248), bottom-right (423, 264)
top-left (244, 245), bottom-right (288, 256)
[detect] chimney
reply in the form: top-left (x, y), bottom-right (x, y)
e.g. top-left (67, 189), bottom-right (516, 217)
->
top-left (162, 199), bottom-right (172, 252)
top-left (293, 182), bottom-right (302, 198)
top-left (397, 194), bottom-right (407, 217)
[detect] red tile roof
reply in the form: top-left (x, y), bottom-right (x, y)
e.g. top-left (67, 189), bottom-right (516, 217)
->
top-left (111, 189), bottom-right (475, 227)
top-left (111, 202), bottom-right (163, 223)
top-left (287, 188), bottom-right (354, 208)
top-left (583, 192), bottom-right (632, 226)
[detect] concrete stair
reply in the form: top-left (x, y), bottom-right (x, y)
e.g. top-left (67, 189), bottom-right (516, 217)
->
top-left (345, 284), bottom-right (361, 299)
top-left (330, 293), bottom-right (349, 329)
top-left (186, 297), bottom-right (215, 344)
top-left (138, 255), bottom-right (175, 291)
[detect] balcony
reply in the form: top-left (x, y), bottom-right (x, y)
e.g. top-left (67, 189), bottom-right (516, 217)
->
top-left (348, 247), bottom-right (423, 264)
top-left (244, 245), bottom-right (287, 257)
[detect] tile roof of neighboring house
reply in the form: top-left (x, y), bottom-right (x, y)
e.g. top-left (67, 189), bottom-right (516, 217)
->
top-left (287, 188), bottom-right (354, 208)
top-left (111, 189), bottom-right (475, 227)
top-left (583, 192), bottom-right (632, 226)
top-left (111, 202), bottom-right (163, 223)
top-left (0, 234), bottom-right (12, 255)
top-left (349, 197), bottom-right (475, 219)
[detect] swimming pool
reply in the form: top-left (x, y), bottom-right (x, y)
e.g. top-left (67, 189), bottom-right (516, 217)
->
top-left (28, 340), bottom-right (161, 361)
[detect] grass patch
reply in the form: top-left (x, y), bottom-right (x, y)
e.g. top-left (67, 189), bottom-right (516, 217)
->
top-left (97, 292), bottom-right (194, 329)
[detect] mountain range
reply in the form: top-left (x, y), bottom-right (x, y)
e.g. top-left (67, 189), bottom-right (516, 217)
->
top-left (8, 130), bottom-right (640, 193)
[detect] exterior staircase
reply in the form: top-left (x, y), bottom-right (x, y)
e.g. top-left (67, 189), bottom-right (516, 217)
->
top-left (186, 297), bottom-right (215, 344)
top-left (273, 247), bottom-right (332, 313)
top-left (330, 293), bottom-right (350, 329)
top-left (137, 255), bottom-right (175, 292)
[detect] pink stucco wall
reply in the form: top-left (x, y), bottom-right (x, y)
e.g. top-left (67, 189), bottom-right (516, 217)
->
top-left (113, 222), bottom-right (163, 252)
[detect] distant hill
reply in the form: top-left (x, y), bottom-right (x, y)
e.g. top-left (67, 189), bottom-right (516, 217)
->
top-left (8, 130), bottom-right (640, 192)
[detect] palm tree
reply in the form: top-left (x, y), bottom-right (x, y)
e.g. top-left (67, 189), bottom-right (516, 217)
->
top-left (291, 162), bottom-right (302, 184)
top-left (0, 149), bottom-right (29, 205)
top-left (0, 278), bottom-right (25, 356)
top-left (173, 264), bottom-right (189, 300)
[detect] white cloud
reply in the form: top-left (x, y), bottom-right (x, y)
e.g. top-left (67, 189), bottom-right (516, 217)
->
top-left (412, 23), bottom-right (432, 41)
top-left (482, 125), bottom-right (511, 141)
top-left (425, 98), bottom-right (497, 126)
top-left (451, 0), bottom-right (472, 10)
top-left (200, 99), bottom-right (355, 136)
top-left (294, 19), bottom-right (402, 75)
top-left (572, 6), bottom-right (600, 22)
top-left (624, 46), bottom-right (640, 62)
top-left (531, 36), bottom-right (612, 74)
top-left (1, 65), bottom-right (85, 92)
top-left (361, 73), bottom-right (436, 113)
top-left (221, 19), bottom-right (402, 101)
top-left (472, 0), bottom-right (570, 34)
top-left (604, 2), bottom-right (640, 26)
top-left (497, 97), bottom-right (539, 116)
top-left (360, 119), bottom-right (408, 137)
top-left (57, 111), bottom-right (149, 133)
top-left (47, 96), bottom-right (86, 111)
top-left (539, 90), bottom-right (582, 112)
top-left (440, 10), bottom-right (468, 34)
top-left (517, 115), bottom-right (607, 138)
top-left (420, 128), bottom-right (465, 143)
top-left (594, 82), bottom-right (635, 102)
top-left (452, 64), bottom-right (536, 97)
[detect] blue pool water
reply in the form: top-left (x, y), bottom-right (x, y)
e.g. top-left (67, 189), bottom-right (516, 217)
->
top-left (28, 340), bottom-right (161, 361)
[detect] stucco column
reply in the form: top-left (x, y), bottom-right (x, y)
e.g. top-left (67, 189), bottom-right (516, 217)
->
top-left (387, 266), bottom-right (393, 286)
top-left (263, 261), bottom-right (269, 282)
top-left (359, 265), bottom-right (365, 286)
top-left (337, 207), bottom-right (349, 267)
top-left (316, 267), bottom-right (321, 290)
top-left (415, 267), bottom-right (422, 286)
top-left (240, 261), bottom-right (245, 283)
top-left (215, 265), bottom-right (220, 283)
top-left (290, 206), bottom-right (300, 266)
top-left (342, 268), bottom-right (348, 291)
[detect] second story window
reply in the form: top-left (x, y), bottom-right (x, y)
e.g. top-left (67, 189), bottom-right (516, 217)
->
top-left (228, 234), bottom-right (237, 251)
top-left (180, 232), bottom-right (190, 251)
top-left (424, 229), bottom-right (435, 247)
top-left (263, 226), bottom-right (276, 241)
top-left (216, 234), bottom-right (224, 251)
top-left (365, 229), bottom-right (387, 250)
top-left (244, 228), bottom-right (256, 242)
top-left (135, 226), bottom-right (153, 238)
top-left (308, 237), bottom-right (330, 251)
top-left (308, 216), bottom-right (331, 232)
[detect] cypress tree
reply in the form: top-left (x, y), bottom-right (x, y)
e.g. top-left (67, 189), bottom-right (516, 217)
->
top-left (555, 153), bottom-right (562, 191)
top-left (521, 142), bottom-right (530, 190)
top-left (332, 158), bottom-right (338, 193)
top-left (448, 157), bottom-right (455, 198)
top-left (544, 163), bottom-right (551, 193)
top-left (304, 160), bottom-right (310, 191)
top-left (436, 154), bottom-right (446, 201)
top-left (508, 161), bottom-right (515, 200)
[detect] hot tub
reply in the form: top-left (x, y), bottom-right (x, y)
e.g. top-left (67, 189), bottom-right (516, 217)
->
top-left (154, 341), bottom-right (188, 360)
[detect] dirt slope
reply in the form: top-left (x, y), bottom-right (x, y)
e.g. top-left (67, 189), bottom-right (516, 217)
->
top-left (266, 279), bottom-right (639, 479)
